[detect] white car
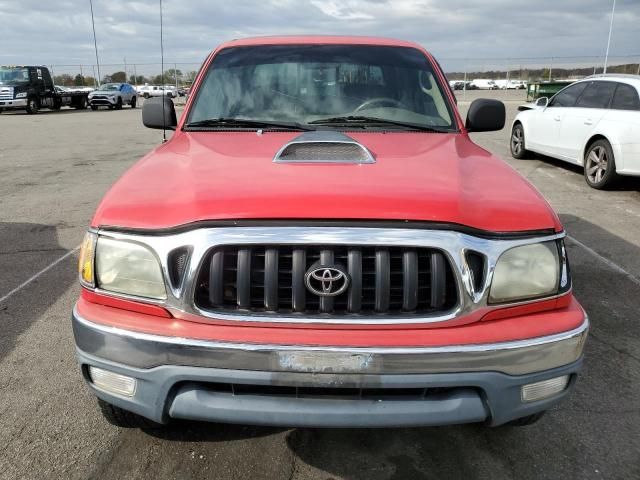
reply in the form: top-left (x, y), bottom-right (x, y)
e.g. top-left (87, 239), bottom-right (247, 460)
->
top-left (137, 85), bottom-right (176, 99)
top-left (511, 74), bottom-right (640, 189)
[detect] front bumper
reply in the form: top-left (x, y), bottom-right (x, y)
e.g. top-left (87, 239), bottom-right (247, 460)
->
top-left (0, 98), bottom-right (27, 108)
top-left (73, 306), bottom-right (588, 427)
top-left (89, 97), bottom-right (117, 106)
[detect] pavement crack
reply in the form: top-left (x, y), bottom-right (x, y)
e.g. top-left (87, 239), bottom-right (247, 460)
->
top-left (0, 247), bottom-right (68, 255)
top-left (589, 331), bottom-right (640, 365)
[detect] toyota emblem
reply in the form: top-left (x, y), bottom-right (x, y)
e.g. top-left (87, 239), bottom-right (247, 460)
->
top-left (304, 263), bottom-right (350, 297)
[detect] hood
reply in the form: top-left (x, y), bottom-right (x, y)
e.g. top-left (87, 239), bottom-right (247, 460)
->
top-left (92, 131), bottom-right (562, 234)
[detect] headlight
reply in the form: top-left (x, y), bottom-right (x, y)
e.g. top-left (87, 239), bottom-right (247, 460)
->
top-left (489, 241), bottom-right (559, 303)
top-left (15, 92), bottom-right (27, 98)
top-left (95, 237), bottom-right (166, 299)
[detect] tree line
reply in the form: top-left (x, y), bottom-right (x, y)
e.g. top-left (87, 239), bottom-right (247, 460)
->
top-left (53, 68), bottom-right (198, 87)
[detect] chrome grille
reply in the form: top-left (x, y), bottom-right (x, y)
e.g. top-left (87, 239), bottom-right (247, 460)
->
top-left (0, 87), bottom-right (13, 100)
top-left (194, 245), bottom-right (457, 316)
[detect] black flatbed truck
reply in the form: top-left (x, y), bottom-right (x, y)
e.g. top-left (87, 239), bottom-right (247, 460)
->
top-left (0, 65), bottom-right (90, 114)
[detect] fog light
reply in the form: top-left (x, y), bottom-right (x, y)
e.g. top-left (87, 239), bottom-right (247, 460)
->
top-left (88, 366), bottom-right (137, 397)
top-left (521, 375), bottom-right (569, 402)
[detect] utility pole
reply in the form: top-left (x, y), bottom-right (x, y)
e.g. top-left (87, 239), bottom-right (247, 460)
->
top-left (603, 0), bottom-right (616, 74)
top-left (89, 0), bottom-right (101, 86)
top-left (174, 62), bottom-right (178, 90)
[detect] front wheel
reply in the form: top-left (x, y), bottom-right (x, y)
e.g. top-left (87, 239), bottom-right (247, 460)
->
top-left (115, 98), bottom-right (123, 110)
top-left (26, 98), bottom-right (39, 114)
top-left (143, 93), bottom-right (149, 99)
top-left (130, 96), bottom-right (136, 108)
top-left (97, 399), bottom-right (162, 429)
top-left (76, 97), bottom-right (88, 109)
top-left (510, 123), bottom-right (529, 159)
top-left (584, 139), bottom-right (619, 189)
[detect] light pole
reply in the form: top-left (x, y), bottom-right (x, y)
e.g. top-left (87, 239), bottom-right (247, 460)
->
top-left (89, 0), bottom-right (101, 86)
top-left (603, 0), bottom-right (616, 74)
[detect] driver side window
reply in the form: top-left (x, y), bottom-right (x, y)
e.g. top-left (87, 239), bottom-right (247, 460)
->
top-left (550, 82), bottom-right (588, 107)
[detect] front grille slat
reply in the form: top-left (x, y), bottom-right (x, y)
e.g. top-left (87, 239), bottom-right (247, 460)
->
top-left (402, 251), bottom-right (418, 311)
top-left (347, 249), bottom-right (362, 313)
top-left (195, 244), bottom-right (457, 317)
top-left (209, 251), bottom-right (225, 306)
top-left (319, 250), bottom-right (334, 313)
top-left (236, 248), bottom-right (252, 309)
top-left (291, 249), bottom-right (306, 312)
top-left (375, 250), bottom-right (390, 312)
top-left (430, 252), bottom-right (446, 309)
top-left (264, 248), bottom-right (279, 311)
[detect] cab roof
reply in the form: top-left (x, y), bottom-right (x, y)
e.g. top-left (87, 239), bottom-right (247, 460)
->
top-left (219, 35), bottom-right (425, 50)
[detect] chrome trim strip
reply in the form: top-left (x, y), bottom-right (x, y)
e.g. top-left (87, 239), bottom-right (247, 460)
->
top-left (90, 226), bottom-right (565, 325)
top-left (73, 306), bottom-right (589, 375)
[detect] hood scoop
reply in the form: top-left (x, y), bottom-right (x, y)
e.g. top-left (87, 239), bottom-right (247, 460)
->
top-left (273, 131), bottom-right (375, 164)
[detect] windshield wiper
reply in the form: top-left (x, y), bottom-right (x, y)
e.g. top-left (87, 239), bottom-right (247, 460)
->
top-left (184, 117), bottom-right (314, 131)
top-left (309, 116), bottom-right (450, 132)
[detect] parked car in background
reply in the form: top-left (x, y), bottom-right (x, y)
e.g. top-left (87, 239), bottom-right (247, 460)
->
top-left (511, 74), bottom-right (640, 189)
top-left (137, 84), bottom-right (176, 99)
top-left (74, 36), bottom-right (587, 431)
top-left (471, 79), bottom-right (498, 90)
top-left (88, 83), bottom-right (137, 110)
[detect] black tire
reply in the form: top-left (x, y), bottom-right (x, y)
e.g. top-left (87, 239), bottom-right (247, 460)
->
top-left (510, 123), bottom-right (529, 159)
top-left (115, 97), bottom-right (123, 110)
top-left (76, 97), bottom-right (88, 110)
top-left (130, 96), bottom-right (137, 108)
top-left (584, 139), bottom-right (619, 189)
top-left (143, 92), bottom-right (149, 99)
top-left (97, 399), bottom-right (163, 429)
top-left (51, 99), bottom-right (62, 111)
top-left (502, 411), bottom-right (546, 427)
top-left (90, 105), bottom-right (98, 111)
top-left (26, 98), bottom-right (39, 114)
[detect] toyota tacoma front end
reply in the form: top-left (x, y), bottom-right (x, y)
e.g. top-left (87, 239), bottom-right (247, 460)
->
top-left (72, 36), bottom-right (588, 428)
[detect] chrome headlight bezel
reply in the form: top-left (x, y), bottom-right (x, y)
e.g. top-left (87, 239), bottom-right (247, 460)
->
top-left (78, 231), bottom-right (167, 300)
top-left (488, 240), bottom-right (568, 304)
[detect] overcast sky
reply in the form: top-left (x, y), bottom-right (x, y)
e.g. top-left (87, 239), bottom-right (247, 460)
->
top-left (0, 0), bottom-right (638, 74)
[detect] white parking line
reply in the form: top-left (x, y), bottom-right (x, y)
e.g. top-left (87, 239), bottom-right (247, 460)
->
top-left (567, 235), bottom-right (640, 288)
top-left (0, 246), bottom-right (80, 305)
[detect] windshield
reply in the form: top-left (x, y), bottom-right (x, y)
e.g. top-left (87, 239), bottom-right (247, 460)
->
top-left (187, 45), bottom-right (456, 130)
top-left (0, 67), bottom-right (29, 85)
top-left (99, 83), bottom-right (121, 91)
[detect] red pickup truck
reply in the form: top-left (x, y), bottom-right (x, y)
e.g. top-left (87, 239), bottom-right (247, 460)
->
top-left (73, 36), bottom-right (588, 429)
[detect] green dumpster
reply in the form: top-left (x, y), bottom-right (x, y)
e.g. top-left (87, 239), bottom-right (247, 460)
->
top-left (527, 80), bottom-right (575, 102)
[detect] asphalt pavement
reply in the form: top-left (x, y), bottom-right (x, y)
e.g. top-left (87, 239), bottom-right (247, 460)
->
top-left (0, 91), bottom-right (638, 479)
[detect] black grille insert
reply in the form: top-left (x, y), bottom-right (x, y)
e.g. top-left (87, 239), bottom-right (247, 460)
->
top-left (200, 382), bottom-right (462, 401)
top-left (194, 245), bottom-right (458, 316)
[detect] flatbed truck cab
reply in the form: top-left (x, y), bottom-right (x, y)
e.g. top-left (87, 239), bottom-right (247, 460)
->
top-left (0, 65), bottom-right (89, 114)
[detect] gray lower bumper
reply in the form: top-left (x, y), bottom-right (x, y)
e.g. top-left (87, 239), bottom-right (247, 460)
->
top-left (72, 309), bottom-right (587, 427)
top-left (0, 98), bottom-right (27, 107)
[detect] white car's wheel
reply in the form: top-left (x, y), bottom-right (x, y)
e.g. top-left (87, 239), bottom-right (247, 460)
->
top-left (510, 123), bottom-right (529, 159)
top-left (584, 139), bottom-right (619, 189)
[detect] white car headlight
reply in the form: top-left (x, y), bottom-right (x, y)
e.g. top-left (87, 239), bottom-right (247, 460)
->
top-left (489, 241), bottom-right (559, 303)
top-left (95, 237), bottom-right (166, 300)
top-left (15, 92), bottom-right (27, 98)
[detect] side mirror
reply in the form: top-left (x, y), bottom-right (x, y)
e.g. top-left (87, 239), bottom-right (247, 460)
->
top-left (536, 96), bottom-right (549, 107)
top-left (465, 98), bottom-right (505, 132)
top-left (142, 96), bottom-right (177, 130)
